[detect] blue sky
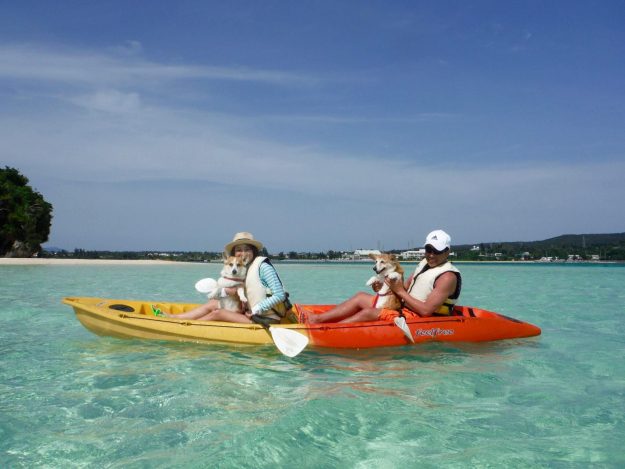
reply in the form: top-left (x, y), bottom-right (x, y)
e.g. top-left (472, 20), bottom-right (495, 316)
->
top-left (1, 1), bottom-right (624, 252)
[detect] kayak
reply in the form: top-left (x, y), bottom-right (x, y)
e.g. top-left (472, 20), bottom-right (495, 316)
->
top-left (63, 297), bottom-right (541, 353)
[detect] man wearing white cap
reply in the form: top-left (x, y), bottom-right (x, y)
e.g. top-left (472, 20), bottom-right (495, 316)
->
top-left (308, 229), bottom-right (461, 323)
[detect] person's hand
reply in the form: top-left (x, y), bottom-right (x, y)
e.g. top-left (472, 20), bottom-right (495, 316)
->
top-left (371, 280), bottom-right (383, 292)
top-left (386, 275), bottom-right (405, 294)
top-left (224, 287), bottom-right (237, 296)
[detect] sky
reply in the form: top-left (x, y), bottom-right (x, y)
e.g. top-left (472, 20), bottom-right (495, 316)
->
top-left (1, 1), bottom-right (624, 253)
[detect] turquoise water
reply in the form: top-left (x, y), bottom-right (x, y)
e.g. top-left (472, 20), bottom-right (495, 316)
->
top-left (2, 262), bottom-right (625, 468)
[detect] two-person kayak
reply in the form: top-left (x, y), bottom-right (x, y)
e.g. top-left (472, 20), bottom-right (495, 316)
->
top-left (63, 297), bottom-right (540, 356)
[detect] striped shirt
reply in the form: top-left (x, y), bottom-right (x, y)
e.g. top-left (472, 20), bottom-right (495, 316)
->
top-left (255, 261), bottom-right (286, 313)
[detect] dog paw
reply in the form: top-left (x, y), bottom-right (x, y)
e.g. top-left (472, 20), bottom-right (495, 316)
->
top-left (366, 276), bottom-right (378, 286)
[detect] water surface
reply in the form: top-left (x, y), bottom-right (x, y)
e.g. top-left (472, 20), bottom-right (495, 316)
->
top-left (1, 262), bottom-right (624, 467)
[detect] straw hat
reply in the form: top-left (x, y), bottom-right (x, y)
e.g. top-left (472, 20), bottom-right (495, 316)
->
top-left (224, 232), bottom-right (264, 255)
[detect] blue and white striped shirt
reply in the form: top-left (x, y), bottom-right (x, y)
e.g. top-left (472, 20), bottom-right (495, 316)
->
top-left (254, 261), bottom-right (286, 314)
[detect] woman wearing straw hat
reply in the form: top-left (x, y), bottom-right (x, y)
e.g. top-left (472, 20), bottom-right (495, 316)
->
top-left (163, 232), bottom-right (291, 323)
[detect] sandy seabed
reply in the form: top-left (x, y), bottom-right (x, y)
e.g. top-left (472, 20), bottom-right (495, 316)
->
top-left (0, 258), bottom-right (186, 266)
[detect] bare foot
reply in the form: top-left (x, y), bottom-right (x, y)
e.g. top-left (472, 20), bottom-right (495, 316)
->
top-left (301, 308), bottom-right (319, 324)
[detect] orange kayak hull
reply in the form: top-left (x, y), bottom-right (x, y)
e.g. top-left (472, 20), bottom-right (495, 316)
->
top-left (296, 304), bottom-right (541, 348)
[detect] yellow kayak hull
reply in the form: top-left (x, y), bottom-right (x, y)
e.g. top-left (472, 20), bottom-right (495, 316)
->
top-left (63, 297), bottom-right (305, 346)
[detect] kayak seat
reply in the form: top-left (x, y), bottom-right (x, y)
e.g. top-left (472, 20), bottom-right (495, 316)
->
top-left (109, 304), bottom-right (135, 313)
top-left (281, 309), bottom-right (300, 324)
top-left (449, 306), bottom-right (475, 317)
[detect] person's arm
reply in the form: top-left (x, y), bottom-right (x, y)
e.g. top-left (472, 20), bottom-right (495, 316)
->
top-left (251, 262), bottom-right (286, 315)
top-left (387, 272), bottom-right (457, 317)
top-left (403, 273), bottom-right (414, 290)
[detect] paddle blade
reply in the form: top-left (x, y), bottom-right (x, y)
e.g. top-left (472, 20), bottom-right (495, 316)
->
top-left (269, 327), bottom-right (309, 357)
top-left (195, 278), bottom-right (217, 294)
top-left (394, 316), bottom-right (415, 343)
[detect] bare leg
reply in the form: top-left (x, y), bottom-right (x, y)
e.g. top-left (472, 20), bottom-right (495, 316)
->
top-left (339, 307), bottom-right (381, 323)
top-left (165, 299), bottom-right (220, 319)
top-left (308, 292), bottom-right (374, 323)
top-left (198, 309), bottom-right (252, 323)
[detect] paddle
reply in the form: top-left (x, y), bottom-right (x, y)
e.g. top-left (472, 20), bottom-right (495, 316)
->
top-left (394, 314), bottom-right (415, 343)
top-left (378, 277), bottom-right (414, 343)
top-left (195, 277), bottom-right (217, 295)
top-left (251, 315), bottom-right (309, 357)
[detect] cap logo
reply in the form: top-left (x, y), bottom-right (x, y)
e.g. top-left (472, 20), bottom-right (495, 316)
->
top-left (432, 235), bottom-right (438, 240)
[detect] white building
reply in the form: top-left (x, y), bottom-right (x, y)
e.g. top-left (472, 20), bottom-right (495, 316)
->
top-left (350, 249), bottom-right (381, 260)
top-left (400, 249), bottom-right (425, 260)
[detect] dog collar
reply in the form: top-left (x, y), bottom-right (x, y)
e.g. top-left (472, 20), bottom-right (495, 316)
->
top-left (224, 276), bottom-right (243, 282)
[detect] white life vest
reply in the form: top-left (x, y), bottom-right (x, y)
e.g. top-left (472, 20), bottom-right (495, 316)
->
top-left (245, 256), bottom-right (289, 320)
top-left (407, 259), bottom-right (462, 314)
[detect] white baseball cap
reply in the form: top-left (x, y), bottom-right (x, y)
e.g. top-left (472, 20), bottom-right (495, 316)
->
top-left (424, 229), bottom-right (451, 252)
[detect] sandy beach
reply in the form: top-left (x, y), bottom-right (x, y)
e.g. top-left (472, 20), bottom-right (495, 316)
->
top-left (0, 258), bottom-right (187, 266)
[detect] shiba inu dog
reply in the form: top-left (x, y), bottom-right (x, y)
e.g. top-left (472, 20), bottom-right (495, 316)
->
top-left (197, 256), bottom-right (248, 312)
top-left (366, 253), bottom-right (404, 311)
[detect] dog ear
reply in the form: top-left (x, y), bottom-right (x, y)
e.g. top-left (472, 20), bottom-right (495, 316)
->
top-left (368, 253), bottom-right (377, 260)
top-left (389, 254), bottom-right (396, 261)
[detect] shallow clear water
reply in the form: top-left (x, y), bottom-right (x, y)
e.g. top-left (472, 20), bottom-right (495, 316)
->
top-left (1, 262), bottom-right (625, 467)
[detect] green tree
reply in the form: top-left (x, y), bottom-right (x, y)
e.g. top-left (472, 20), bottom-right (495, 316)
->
top-left (326, 250), bottom-right (339, 259)
top-left (0, 167), bottom-right (53, 257)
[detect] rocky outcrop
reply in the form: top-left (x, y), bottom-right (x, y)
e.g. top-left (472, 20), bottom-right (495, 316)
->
top-left (4, 241), bottom-right (36, 258)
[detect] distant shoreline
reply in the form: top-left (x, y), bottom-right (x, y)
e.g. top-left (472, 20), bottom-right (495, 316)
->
top-left (274, 259), bottom-right (621, 265)
top-left (1, 258), bottom-right (620, 266)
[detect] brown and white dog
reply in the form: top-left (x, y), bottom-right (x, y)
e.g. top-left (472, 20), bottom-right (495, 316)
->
top-left (203, 256), bottom-right (248, 312)
top-left (366, 253), bottom-right (404, 311)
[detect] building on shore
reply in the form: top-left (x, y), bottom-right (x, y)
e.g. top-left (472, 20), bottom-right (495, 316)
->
top-left (341, 249), bottom-right (382, 260)
top-left (400, 249), bottom-right (425, 260)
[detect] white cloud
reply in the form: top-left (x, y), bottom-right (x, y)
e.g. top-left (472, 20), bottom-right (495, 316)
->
top-left (107, 40), bottom-right (144, 56)
top-left (0, 43), bottom-right (318, 87)
top-left (2, 42), bottom-right (623, 214)
top-left (70, 89), bottom-right (141, 113)
top-left (261, 113), bottom-right (457, 124)
top-left (4, 98), bottom-right (624, 211)
top-left (2, 42), bottom-right (624, 250)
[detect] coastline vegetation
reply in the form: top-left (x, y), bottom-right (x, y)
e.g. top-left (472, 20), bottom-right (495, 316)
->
top-left (0, 167), bottom-right (53, 257)
top-left (39, 233), bottom-right (625, 262)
